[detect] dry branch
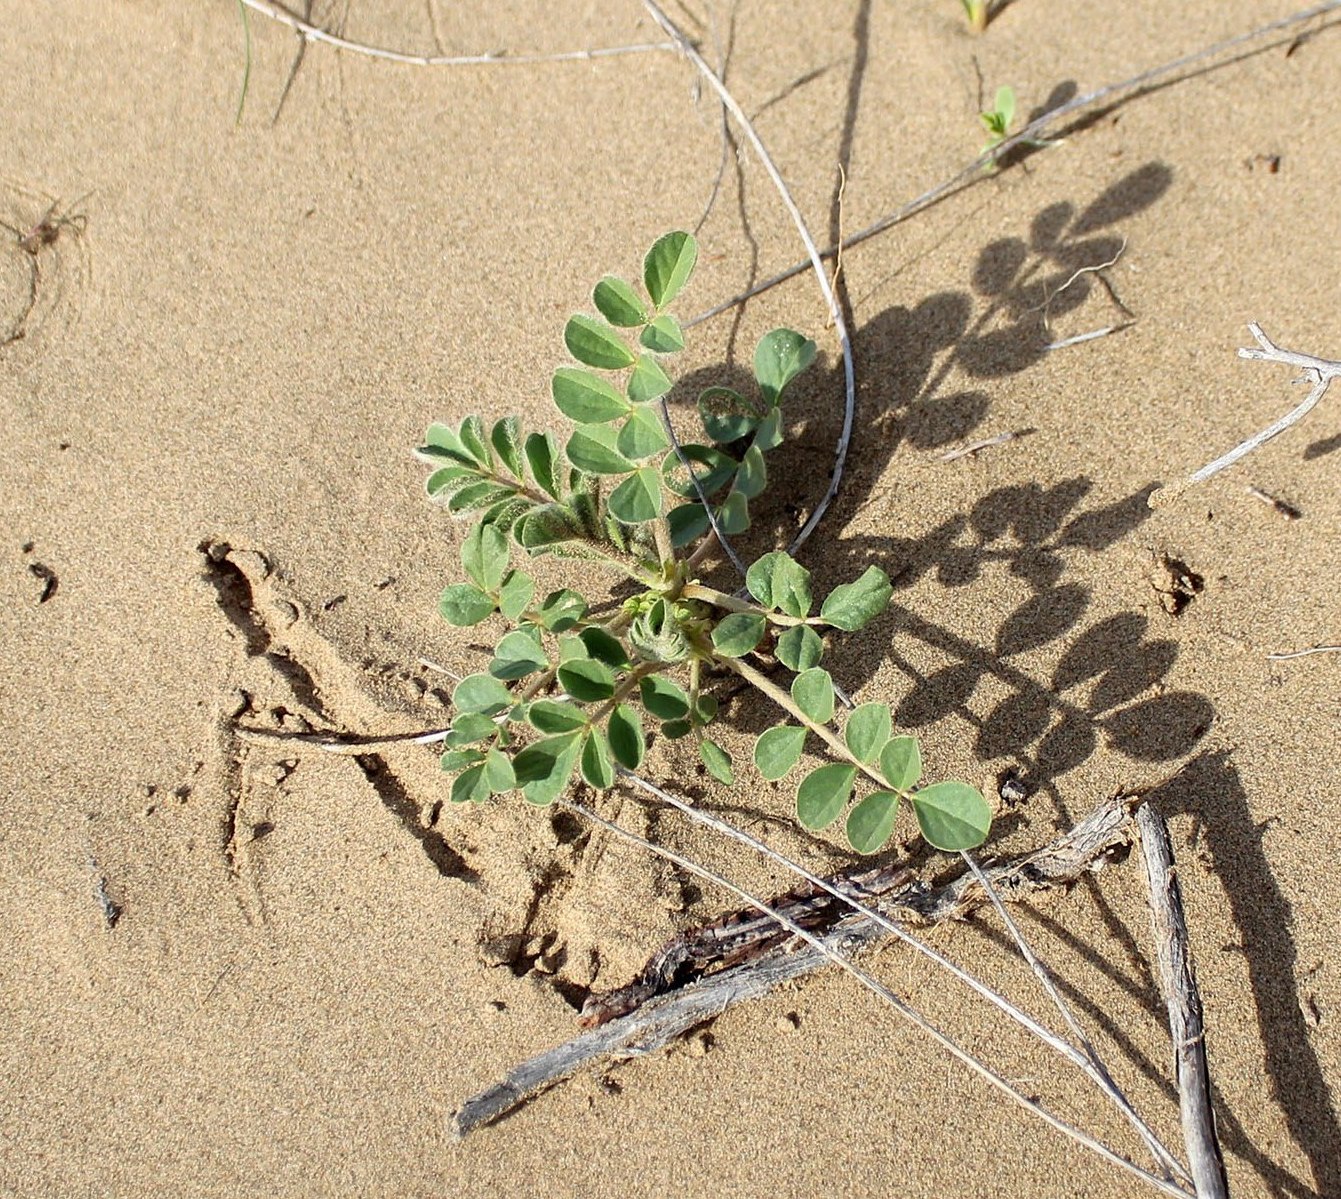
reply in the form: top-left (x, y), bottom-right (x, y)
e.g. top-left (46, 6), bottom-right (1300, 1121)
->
top-left (454, 786), bottom-right (1144, 1138)
top-left (1151, 323), bottom-right (1341, 507)
top-left (1136, 806), bottom-right (1228, 1199)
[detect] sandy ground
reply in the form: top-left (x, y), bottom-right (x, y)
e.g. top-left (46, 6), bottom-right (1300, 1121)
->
top-left (2, 2), bottom-right (1339, 1196)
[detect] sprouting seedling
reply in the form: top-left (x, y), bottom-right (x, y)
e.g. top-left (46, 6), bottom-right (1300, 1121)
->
top-left (979, 85), bottom-right (1016, 160)
top-left (960, 0), bottom-right (989, 33)
top-left (416, 231), bottom-right (992, 855)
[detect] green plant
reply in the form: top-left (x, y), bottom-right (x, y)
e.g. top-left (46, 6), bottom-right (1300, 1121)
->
top-left (960, 0), bottom-right (988, 33)
top-left (416, 231), bottom-right (991, 854)
top-left (979, 85), bottom-right (1016, 160)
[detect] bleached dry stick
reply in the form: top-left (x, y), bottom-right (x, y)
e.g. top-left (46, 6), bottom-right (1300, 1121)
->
top-left (455, 790), bottom-right (1193, 1197)
top-left (1135, 806), bottom-right (1228, 1199)
top-left (238, 0), bottom-right (675, 66)
top-left (1150, 323), bottom-right (1341, 507)
top-left (642, 0), bottom-right (857, 560)
top-left (621, 770), bottom-right (1188, 1186)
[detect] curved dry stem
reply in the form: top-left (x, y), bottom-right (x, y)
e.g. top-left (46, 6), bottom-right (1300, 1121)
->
top-left (1150, 323), bottom-right (1340, 507)
top-left (239, 0), bottom-right (675, 67)
top-left (643, 0), bottom-right (856, 561)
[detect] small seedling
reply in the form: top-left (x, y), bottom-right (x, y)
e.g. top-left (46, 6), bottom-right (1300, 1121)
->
top-left (960, 0), bottom-right (989, 33)
top-left (979, 85), bottom-right (1016, 160)
top-left (418, 232), bottom-right (991, 854)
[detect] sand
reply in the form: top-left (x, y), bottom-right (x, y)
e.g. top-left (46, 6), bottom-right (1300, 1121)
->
top-left (2, 1), bottom-right (1338, 1195)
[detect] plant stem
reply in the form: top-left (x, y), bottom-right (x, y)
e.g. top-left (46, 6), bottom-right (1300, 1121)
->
top-left (681, 583), bottom-right (816, 627)
top-left (716, 652), bottom-right (888, 791)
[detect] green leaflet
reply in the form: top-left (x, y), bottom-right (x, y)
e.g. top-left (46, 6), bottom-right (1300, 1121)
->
top-left (796, 763), bottom-right (855, 830)
top-left (791, 668), bottom-right (835, 724)
top-left (846, 791), bottom-right (899, 853)
top-left (643, 231), bottom-right (697, 309)
top-left (754, 725), bottom-right (806, 780)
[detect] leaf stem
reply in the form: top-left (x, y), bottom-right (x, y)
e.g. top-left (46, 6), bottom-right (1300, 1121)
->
top-left (715, 652), bottom-right (887, 791)
top-left (682, 583), bottom-right (816, 626)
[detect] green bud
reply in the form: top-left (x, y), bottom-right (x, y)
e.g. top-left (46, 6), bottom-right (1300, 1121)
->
top-left (629, 597), bottom-right (690, 664)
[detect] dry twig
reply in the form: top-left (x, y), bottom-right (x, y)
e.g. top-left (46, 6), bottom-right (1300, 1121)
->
top-left (238, 0), bottom-right (675, 67)
top-left (1151, 323), bottom-right (1341, 507)
top-left (454, 787), bottom-right (1192, 1197)
top-left (1136, 806), bottom-right (1228, 1199)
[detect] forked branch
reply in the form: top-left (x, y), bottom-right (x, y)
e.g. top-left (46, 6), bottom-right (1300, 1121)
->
top-left (1151, 323), bottom-right (1340, 507)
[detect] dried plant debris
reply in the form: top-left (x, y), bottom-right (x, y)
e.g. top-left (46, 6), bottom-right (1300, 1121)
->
top-left (1149, 553), bottom-right (1203, 617)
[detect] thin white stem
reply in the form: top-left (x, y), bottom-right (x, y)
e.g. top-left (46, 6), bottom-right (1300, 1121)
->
top-left (563, 794), bottom-right (1192, 1198)
top-left (643, 0), bottom-right (856, 560)
top-left (1267, 643), bottom-right (1341, 661)
top-left (239, 0), bottom-right (675, 67)
top-left (658, 397), bottom-right (748, 576)
top-left (960, 850), bottom-right (1188, 1184)
top-left (619, 769), bottom-right (1191, 1187)
top-left (1151, 323), bottom-right (1340, 507)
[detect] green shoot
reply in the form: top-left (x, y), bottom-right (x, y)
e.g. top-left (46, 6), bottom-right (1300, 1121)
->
top-left (418, 231), bottom-right (991, 855)
top-left (979, 85), bottom-right (1015, 161)
top-left (960, 0), bottom-right (989, 33)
